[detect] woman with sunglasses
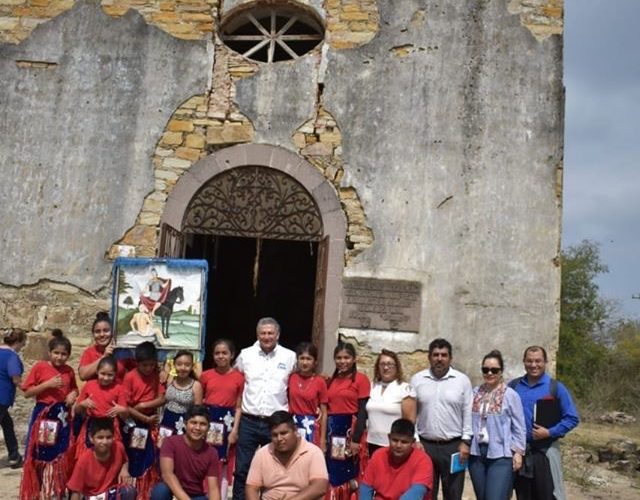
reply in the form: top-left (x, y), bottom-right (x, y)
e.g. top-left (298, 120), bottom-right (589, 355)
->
top-left (469, 350), bottom-right (526, 500)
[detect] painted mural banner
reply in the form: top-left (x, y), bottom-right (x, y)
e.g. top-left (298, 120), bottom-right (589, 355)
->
top-left (111, 258), bottom-right (208, 358)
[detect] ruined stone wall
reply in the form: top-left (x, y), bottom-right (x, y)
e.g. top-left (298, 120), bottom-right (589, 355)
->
top-left (1, 0), bottom-right (564, 379)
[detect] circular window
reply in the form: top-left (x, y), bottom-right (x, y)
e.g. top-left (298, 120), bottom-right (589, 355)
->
top-left (221, 5), bottom-right (324, 63)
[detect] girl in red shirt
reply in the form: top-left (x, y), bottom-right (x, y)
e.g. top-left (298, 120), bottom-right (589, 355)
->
top-left (326, 342), bottom-right (371, 500)
top-left (19, 332), bottom-right (79, 500)
top-left (78, 312), bottom-right (135, 384)
top-left (288, 342), bottom-right (328, 449)
top-left (200, 339), bottom-right (244, 499)
top-left (73, 356), bottom-right (128, 458)
top-left (122, 341), bottom-right (165, 500)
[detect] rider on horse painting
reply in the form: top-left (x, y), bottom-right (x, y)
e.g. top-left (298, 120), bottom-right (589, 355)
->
top-left (139, 268), bottom-right (171, 319)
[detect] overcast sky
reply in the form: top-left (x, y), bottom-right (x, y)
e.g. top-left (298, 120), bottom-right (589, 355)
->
top-left (563, 0), bottom-right (640, 318)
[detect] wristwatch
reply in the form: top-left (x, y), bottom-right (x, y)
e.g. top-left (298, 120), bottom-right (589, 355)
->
top-left (461, 439), bottom-right (471, 447)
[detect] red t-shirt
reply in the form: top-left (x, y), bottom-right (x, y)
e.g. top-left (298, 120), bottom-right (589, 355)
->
top-left (326, 372), bottom-right (370, 414)
top-left (362, 447), bottom-right (433, 500)
top-left (288, 373), bottom-right (328, 415)
top-left (200, 369), bottom-right (244, 407)
top-left (122, 368), bottom-right (165, 414)
top-left (67, 441), bottom-right (128, 495)
top-left (79, 345), bottom-right (136, 383)
top-left (22, 361), bottom-right (78, 404)
top-left (77, 379), bottom-right (128, 417)
top-left (160, 435), bottom-right (220, 496)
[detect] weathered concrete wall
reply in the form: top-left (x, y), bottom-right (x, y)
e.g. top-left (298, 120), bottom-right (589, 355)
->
top-left (322, 0), bottom-right (563, 381)
top-left (0, 0), bottom-right (210, 291)
top-left (0, 0), bottom-right (564, 380)
top-left (236, 56), bottom-right (319, 147)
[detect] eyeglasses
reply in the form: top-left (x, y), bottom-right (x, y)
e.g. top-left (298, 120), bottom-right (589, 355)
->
top-left (379, 362), bottom-right (397, 368)
top-left (481, 367), bottom-right (501, 375)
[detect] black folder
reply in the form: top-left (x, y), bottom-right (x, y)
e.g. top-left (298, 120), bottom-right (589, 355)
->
top-left (534, 398), bottom-right (561, 428)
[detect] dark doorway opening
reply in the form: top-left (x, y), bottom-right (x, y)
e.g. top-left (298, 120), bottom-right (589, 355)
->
top-left (186, 235), bottom-right (318, 368)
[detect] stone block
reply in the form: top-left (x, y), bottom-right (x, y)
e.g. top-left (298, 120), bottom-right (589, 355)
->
top-left (341, 12), bottom-right (369, 21)
top-left (155, 169), bottom-right (180, 181)
top-left (0, 16), bottom-right (19, 30)
top-left (167, 119), bottom-right (194, 132)
top-left (185, 133), bottom-right (206, 149)
top-left (206, 121), bottom-right (253, 145)
top-left (121, 225), bottom-right (157, 246)
top-left (303, 141), bottom-right (332, 156)
top-left (161, 131), bottom-right (183, 145)
top-left (139, 212), bottom-right (161, 226)
top-left (155, 147), bottom-right (174, 157)
top-left (142, 198), bottom-right (164, 213)
top-left (319, 130), bottom-right (341, 144)
top-left (175, 146), bottom-right (202, 161)
top-left (163, 157), bottom-right (192, 170)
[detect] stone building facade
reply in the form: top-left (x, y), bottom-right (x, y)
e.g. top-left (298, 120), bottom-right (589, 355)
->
top-left (0, 0), bottom-right (564, 380)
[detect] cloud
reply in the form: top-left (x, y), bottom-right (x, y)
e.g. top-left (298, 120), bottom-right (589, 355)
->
top-left (564, 0), bottom-right (640, 318)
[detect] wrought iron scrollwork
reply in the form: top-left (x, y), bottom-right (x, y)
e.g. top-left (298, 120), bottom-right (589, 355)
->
top-left (182, 166), bottom-right (323, 241)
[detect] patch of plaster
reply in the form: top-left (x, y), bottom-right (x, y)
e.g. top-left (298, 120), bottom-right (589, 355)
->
top-left (507, 0), bottom-right (563, 41)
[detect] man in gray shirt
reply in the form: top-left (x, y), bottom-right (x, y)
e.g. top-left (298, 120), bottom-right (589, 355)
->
top-left (410, 338), bottom-right (473, 500)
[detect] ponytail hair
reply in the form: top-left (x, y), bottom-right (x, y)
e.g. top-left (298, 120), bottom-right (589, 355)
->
top-left (3, 328), bottom-right (26, 346)
top-left (92, 311), bottom-right (111, 332)
top-left (48, 332), bottom-right (71, 354)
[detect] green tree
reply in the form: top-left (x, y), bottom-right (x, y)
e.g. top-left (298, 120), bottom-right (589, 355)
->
top-left (557, 240), bottom-right (609, 399)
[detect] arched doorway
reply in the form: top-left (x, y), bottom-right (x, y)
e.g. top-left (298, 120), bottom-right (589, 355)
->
top-left (160, 144), bottom-right (346, 369)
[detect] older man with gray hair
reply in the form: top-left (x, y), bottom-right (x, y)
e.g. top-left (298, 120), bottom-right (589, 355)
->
top-left (232, 317), bottom-right (297, 500)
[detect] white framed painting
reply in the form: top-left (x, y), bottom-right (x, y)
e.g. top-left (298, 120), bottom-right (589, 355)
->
top-left (111, 258), bottom-right (208, 357)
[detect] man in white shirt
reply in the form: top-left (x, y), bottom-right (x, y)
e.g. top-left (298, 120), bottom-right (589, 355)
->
top-left (410, 338), bottom-right (473, 500)
top-left (232, 317), bottom-right (297, 500)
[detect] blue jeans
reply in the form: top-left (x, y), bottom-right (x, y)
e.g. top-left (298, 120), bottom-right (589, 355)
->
top-left (232, 415), bottom-right (271, 500)
top-left (150, 482), bottom-right (207, 500)
top-left (469, 444), bottom-right (514, 500)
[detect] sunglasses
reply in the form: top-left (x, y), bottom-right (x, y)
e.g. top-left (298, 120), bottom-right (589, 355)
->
top-left (481, 367), bottom-right (501, 375)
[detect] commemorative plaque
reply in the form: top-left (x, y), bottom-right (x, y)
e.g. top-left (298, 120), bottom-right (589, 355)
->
top-left (340, 278), bottom-right (421, 332)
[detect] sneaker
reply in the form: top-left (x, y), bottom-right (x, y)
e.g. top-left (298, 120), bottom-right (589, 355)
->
top-left (8, 456), bottom-right (23, 469)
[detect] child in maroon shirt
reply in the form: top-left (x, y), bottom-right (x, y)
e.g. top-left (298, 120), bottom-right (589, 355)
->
top-left (152, 405), bottom-right (221, 500)
top-left (67, 417), bottom-right (135, 500)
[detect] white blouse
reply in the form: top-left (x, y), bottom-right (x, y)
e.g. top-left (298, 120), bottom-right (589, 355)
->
top-left (366, 380), bottom-right (416, 446)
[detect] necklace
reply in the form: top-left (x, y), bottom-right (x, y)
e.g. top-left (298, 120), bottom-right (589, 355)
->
top-left (297, 374), bottom-right (314, 391)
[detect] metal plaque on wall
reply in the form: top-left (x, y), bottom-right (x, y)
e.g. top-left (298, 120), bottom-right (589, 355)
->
top-left (340, 278), bottom-right (422, 332)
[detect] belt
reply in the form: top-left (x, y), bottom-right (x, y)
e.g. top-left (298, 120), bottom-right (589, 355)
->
top-left (422, 436), bottom-right (461, 445)
top-left (243, 413), bottom-right (270, 422)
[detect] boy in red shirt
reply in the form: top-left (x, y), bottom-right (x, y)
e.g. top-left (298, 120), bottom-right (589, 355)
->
top-left (122, 341), bottom-right (165, 499)
top-left (360, 419), bottom-right (433, 500)
top-left (67, 417), bottom-right (135, 500)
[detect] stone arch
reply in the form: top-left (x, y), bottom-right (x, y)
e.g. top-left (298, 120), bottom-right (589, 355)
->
top-left (162, 143), bottom-right (346, 367)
